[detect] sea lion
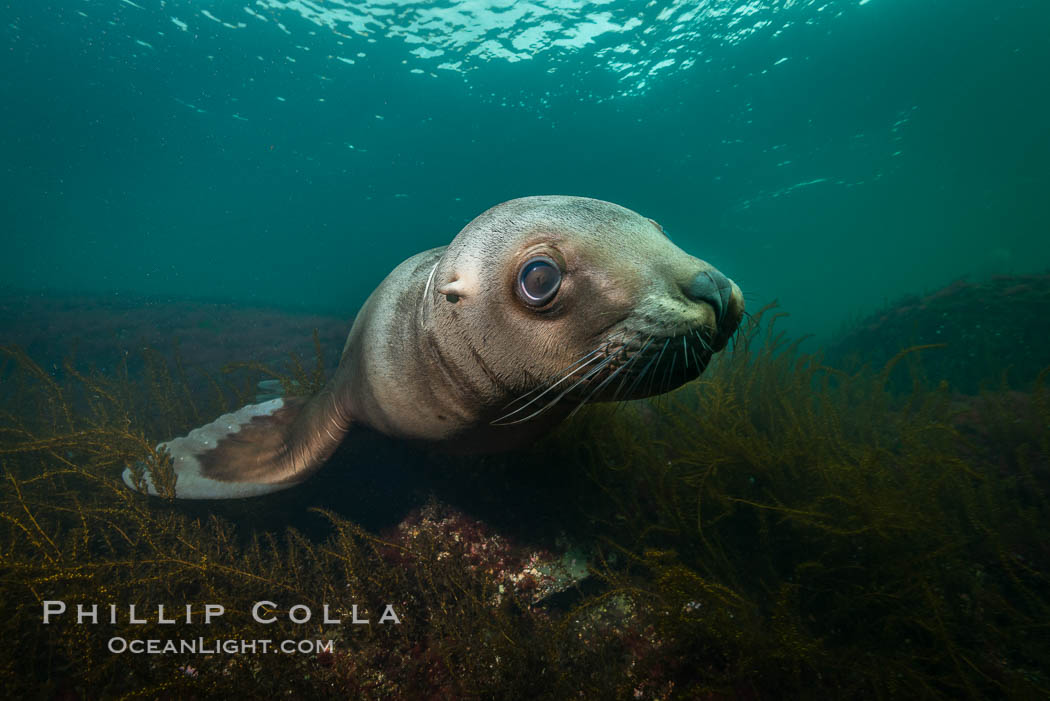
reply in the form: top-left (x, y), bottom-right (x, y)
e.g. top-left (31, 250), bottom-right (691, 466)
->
top-left (123, 196), bottom-right (744, 499)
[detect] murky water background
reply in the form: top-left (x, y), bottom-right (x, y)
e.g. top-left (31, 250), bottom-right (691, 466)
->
top-left (2, 0), bottom-right (1047, 340)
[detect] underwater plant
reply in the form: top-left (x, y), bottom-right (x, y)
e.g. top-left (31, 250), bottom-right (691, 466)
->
top-left (828, 272), bottom-right (1050, 394)
top-left (0, 304), bottom-right (1047, 699)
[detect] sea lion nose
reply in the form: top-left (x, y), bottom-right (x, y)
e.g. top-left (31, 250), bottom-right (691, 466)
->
top-left (684, 269), bottom-right (732, 322)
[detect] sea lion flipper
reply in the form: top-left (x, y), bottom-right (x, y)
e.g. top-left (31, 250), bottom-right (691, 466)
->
top-left (122, 391), bottom-right (351, 499)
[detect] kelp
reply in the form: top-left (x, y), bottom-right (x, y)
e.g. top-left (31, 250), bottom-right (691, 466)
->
top-left (0, 307), bottom-right (1047, 699)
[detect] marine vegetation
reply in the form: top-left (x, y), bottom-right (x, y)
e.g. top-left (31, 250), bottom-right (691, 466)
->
top-left (828, 272), bottom-right (1050, 394)
top-left (0, 305), bottom-right (1047, 699)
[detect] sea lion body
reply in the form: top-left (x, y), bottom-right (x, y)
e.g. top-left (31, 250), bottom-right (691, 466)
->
top-left (124, 196), bottom-right (744, 499)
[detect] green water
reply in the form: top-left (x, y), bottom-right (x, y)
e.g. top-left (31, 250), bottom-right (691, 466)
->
top-left (1, 0), bottom-right (1048, 341)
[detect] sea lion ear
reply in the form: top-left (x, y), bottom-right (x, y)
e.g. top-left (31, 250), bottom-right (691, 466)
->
top-left (436, 277), bottom-right (473, 303)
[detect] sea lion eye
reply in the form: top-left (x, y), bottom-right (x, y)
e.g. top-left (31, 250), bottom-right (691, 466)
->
top-left (517, 255), bottom-right (561, 307)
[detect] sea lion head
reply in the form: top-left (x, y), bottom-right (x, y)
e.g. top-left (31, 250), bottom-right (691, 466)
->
top-left (428, 195), bottom-right (745, 422)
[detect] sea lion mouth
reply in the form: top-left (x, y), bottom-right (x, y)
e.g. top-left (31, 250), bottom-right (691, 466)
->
top-left (489, 324), bottom-right (719, 427)
top-left (584, 325), bottom-right (717, 401)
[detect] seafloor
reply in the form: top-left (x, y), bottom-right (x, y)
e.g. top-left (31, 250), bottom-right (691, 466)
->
top-left (0, 279), bottom-right (1047, 700)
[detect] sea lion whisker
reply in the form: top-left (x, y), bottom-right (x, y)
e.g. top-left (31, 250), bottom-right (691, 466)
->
top-left (493, 352), bottom-right (605, 422)
top-left (690, 345), bottom-right (704, 373)
top-left (497, 327), bottom-right (633, 419)
top-left (499, 345), bottom-right (608, 412)
top-left (664, 348), bottom-right (677, 394)
top-left (602, 330), bottom-right (643, 368)
top-left (491, 353), bottom-right (619, 426)
top-left (624, 340), bottom-right (663, 398)
top-left (568, 352), bottom-right (638, 418)
top-left (647, 338), bottom-right (671, 396)
top-left (504, 327), bottom-right (625, 402)
top-left (619, 331), bottom-right (644, 355)
top-left (612, 336), bottom-right (653, 401)
top-left (693, 329), bottom-right (713, 353)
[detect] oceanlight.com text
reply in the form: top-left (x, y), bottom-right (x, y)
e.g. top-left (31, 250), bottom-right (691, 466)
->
top-left (107, 637), bottom-right (335, 655)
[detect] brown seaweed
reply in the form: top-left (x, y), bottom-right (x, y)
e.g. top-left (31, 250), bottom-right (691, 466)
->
top-left (0, 306), bottom-right (1047, 699)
